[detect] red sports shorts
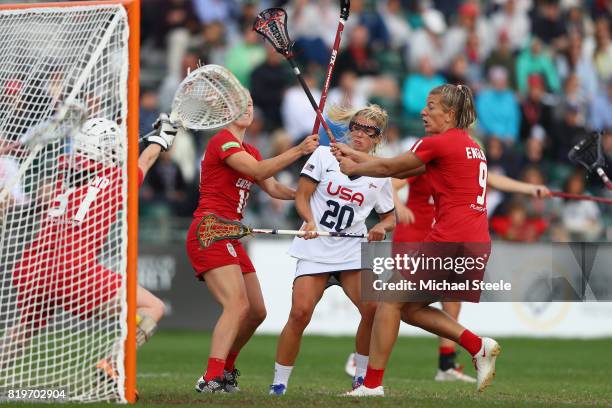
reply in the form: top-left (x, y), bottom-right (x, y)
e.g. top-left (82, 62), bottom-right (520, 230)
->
top-left (186, 218), bottom-right (256, 278)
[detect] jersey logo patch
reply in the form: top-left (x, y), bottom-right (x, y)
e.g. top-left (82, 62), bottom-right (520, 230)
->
top-left (221, 141), bottom-right (241, 151)
top-left (369, 183), bottom-right (377, 189)
top-left (226, 243), bottom-right (237, 257)
top-left (305, 164), bottom-right (315, 171)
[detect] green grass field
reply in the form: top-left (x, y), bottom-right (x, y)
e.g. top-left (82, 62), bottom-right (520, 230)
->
top-left (140, 332), bottom-right (610, 407)
top-left (7, 331), bottom-right (612, 407)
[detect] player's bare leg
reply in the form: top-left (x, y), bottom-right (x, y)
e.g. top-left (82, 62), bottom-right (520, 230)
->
top-left (436, 302), bottom-right (475, 383)
top-left (400, 301), bottom-right (500, 392)
top-left (0, 321), bottom-right (35, 372)
top-left (223, 272), bottom-right (267, 392)
top-left (340, 270), bottom-right (377, 388)
top-left (195, 265), bottom-right (250, 393)
top-left (270, 274), bottom-right (328, 395)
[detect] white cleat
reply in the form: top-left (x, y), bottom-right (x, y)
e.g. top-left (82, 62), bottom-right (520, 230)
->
top-left (435, 368), bottom-right (477, 383)
top-left (473, 337), bottom-right (501, 393)
top-left (343, 385), bottom-right (384, 397)
top-left (344, 352), bottom-right (356, 377)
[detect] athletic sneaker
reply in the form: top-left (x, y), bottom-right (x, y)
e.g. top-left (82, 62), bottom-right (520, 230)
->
top-left (343, 385), bottom-right (384, 397)
top-left (195, 376), bottom-right (226, 393)
top-left (269, 383), bottom-right (286, 395)
top-left (96, 359), bottom-right (140, 400)
top-left (345, 352), bottom-right (356, 377)
top-left (473, 337), bottom-right (501, 393)
top-left (224, 369), bottom-right (240, 393)
top-left (434, 368), bottom-right (476, 383)
top-left (352, 376), bottom-right (364, 390)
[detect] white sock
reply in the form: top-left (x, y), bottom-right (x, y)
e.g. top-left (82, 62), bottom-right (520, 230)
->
top-left (354, 353), bottom-right (369, 379)
top-left (273, 362), bottom-right (294, 387)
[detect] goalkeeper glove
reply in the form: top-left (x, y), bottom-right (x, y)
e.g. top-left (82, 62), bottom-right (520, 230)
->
top-left (147, 113), bottom-right (177, 151)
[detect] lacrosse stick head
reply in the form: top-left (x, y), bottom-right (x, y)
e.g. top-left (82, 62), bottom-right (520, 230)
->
top-left (568, 131), bottom-right (605, 173)
top-left (340, 0), bottom-right (351, 20)
top-left (196, 213), bottom-right (252, 248)
top-left (253, 8), bottom-right (294, 57)
top-left (20, 101), bottom-right (87, 148)
top-left (171, 64), bottom-right (249, 131)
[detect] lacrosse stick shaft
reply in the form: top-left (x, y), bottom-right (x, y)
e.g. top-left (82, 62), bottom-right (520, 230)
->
top-left (286, 58), bottom-right (337, 143)
top-left (312, 2), bottom-right (349, 135)
top-left (251, 228), bottom-right (365, 238)
top-left (550, 191), bottom-right (612, 204)
top-left (596, 167), bottom-right (612, 191)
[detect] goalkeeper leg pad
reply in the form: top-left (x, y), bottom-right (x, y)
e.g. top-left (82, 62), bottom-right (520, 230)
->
top-left (136, 314), bottom-right (158, 347)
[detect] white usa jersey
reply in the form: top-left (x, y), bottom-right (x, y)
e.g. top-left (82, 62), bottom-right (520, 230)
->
top-left (288, 146), bottom-right (394, 264)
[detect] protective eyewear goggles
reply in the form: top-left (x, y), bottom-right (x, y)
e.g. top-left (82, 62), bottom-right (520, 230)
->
top-left (349, 120), bottom-right (381, 138)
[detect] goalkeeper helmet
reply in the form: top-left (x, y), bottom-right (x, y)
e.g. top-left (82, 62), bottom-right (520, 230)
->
top-left (73, 118), bottom-right (123, 166)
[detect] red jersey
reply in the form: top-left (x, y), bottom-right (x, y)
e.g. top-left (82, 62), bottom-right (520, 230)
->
top-left (194, 130), bottom-right (262, 220)
top-left (392, 173), bottom-right (435, 242)
top-left (410, 128), bottom-right (490, 243)
top-left (17, 155), bottom-right (125, 272)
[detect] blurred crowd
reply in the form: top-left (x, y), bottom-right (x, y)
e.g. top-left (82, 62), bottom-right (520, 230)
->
top-left (134, 0), bottom-right (612, 242)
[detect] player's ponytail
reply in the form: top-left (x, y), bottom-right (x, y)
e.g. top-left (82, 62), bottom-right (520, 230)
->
top-left (430, 84), bottom-right (477, 130)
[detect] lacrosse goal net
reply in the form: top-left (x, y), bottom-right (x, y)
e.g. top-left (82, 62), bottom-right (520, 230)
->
top-left (0, 0), bottom-right (139, 402)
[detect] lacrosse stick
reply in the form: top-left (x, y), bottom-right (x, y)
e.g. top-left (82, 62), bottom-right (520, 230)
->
top-left (0, 101), bottom-right (87, 202)
top-left (140, 64), bottom-right (249, 142)
top-left (549, 191), bottom-right (612, 204)
top-left (312, 0), bottom-right (350, 135)
top-left (196, 213), bottom-right (365, 249)
top-left (568, 131), bottom-right (612, 191)
top-left (253, 8), bottom-right (337, 143)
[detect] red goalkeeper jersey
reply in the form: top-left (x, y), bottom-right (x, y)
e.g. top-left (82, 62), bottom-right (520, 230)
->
top-left (194, 130), bottom-right (262, 221)
top-left (410, 128), bottom-right (490, 243)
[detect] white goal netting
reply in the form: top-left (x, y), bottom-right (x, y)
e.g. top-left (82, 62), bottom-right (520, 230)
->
top-left (0, 4), bottom-right (130, 403)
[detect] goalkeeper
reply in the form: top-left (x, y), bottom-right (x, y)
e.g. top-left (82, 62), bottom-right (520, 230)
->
top-left (1, 116), bottom-right (178, 385)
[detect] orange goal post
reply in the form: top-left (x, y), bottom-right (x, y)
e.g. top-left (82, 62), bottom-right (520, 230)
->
top-left (0, 0), bottom-right (140, 403)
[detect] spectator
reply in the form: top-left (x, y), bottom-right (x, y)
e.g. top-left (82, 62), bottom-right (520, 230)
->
top-left (160, 0), bottom-right (200, 79)
top-left (193, 0), bottom-right (238, 26)
top-left (463, 30), bottom-right (486, 89)
top-left (158, 50), bottom-right (200, 113)
top-left (445, 1), bottom-right (492, 66)
top-left (250, 43), bottom-right (293, 130)
top-left (444, 54), bottom-right (470, 86)
top-left (590, 17), bottom-right (612, 85)
top-left (141, 151), bottom-right (188, 216)
top-left (139, 89), bottom-right (160, 135)
top-left (287, 0), bottom-right (338, 66)
top-left (530, 0), bottom-right (568, 52)
top-left (402, 56), bottom-right (445, 118)
top-left (516, 38), bottom-right (561, 94)
top-left (519, 74), bottom-right (555, 140)
top-left (559, 170), bottom-right (603, 241)
top-left (476, 66), bottom-right (520, 144)
top-left (325, 70), bottom-right (369, 111)
top-left (490, 0), bottom-right (530, 51)
top-left (281, 69), bottom-right (322, 143)
top-left (491, 198), bottom-right (548, 242)
top-left (379, 0), bottom-right (411, 50)
top-left (556, 32), bottom-right (598, 102)
top-left (408, 8), bottom-right (451, 71)
top-left (556, 74), bottom-right (590, 122)
top-left (351, 0), bottom-right (390, 50)
top-left (484, 31), bottom-right (518, 90)
top-left (190, 21), bottom-right (228, 66)
top-left (333, 24), bottom-right (380, 87)
top-left (552, 102), bottom-right (589, 163)
top-left (486, 136), bottom-right (520, 177)
top-left (589, 78), bottom-right (612, 131)
top-left (224, 23), bottom-right (266, 88)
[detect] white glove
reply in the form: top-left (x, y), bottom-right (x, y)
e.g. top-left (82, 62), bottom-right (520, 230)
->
top-left (147, 113), bottom-right (177, 151)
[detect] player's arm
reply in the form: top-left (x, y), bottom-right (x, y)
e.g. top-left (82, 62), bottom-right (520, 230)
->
top-left (225, 135), bottom-right (318, 182)
top-left (295, 175), bottom-right (319, 239)
top-left (392, 165), bottom-right (426, 179)
top-left (368, 210), bottom-right (396, 242)
top-left (487, 172), bottom-right (550, 198)
top-left (392, 178), bottom-right (415, 224)
top-left (138, 144), bottom-right (162, 179)
top-left (336, 148), bottom-right (424, 178)
top-left (139, 114), bottom-right (178, 179)
top-left (258, 177), bottom-right (296, 200)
